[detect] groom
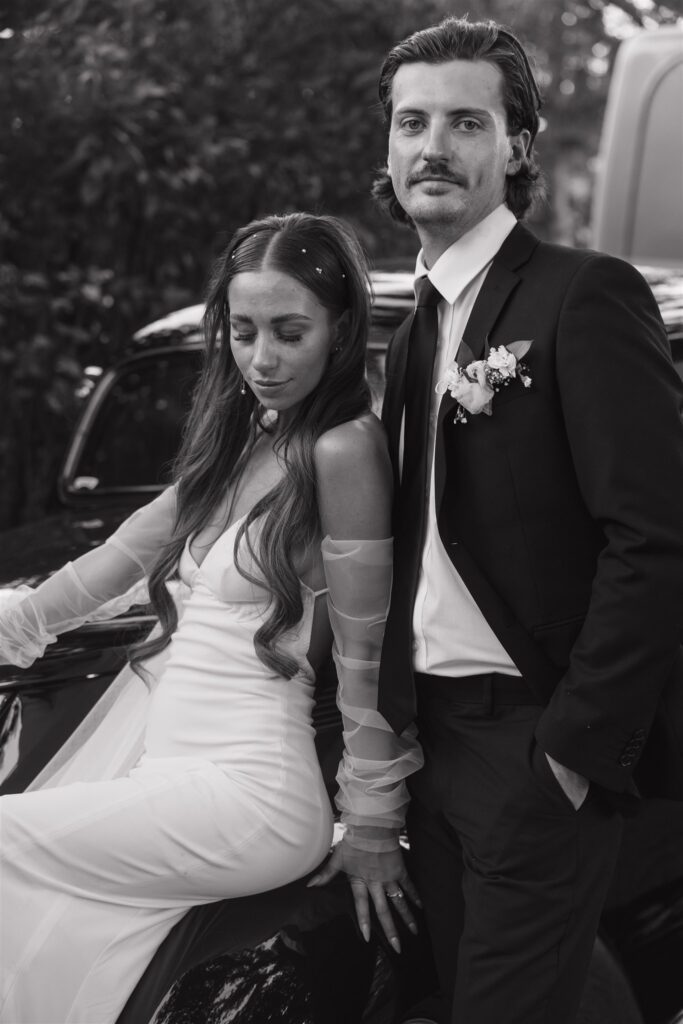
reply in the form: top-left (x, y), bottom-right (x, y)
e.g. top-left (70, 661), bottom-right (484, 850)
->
top-left (374, 16), bottom-right (683, 1024)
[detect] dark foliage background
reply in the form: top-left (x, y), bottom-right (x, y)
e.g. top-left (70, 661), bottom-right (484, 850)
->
top-left (1, 0), bottom-right (681, 527)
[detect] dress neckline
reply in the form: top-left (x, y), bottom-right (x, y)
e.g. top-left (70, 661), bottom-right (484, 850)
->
top-left (184, 515), bottom-right (327, 599)
top-left (186, 513), bottom-right (248, 572)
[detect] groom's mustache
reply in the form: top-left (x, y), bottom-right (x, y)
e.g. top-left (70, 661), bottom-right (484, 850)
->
top-left (408, 163), bottom-right (467, 188)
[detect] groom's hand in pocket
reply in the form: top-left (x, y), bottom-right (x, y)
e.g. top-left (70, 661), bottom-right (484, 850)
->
top-left (545, 752), bottom-right (590, 809)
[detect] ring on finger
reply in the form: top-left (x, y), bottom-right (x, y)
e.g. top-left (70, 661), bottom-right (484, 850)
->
top-left (386, 888), bottom-right (404, 899)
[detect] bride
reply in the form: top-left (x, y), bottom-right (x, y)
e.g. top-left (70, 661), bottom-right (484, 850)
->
top-left (0, 212), bottom-right (422, 1024)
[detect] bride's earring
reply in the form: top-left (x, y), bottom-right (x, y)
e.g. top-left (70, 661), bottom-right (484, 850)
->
top-left (240, 377), bottom-right (247, 396)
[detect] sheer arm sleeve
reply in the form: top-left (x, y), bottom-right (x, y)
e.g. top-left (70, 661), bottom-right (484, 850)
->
top-left (322, 536), bottom-right (423, 853)
top-left (0, 486), bottom-right (178, 668)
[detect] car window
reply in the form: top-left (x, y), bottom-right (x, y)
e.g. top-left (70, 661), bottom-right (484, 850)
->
top-left (70, 350), bottom-right (201, 492)
top-left (367, 300), bottom-right (411, 411)
top-left (367, 323), bottom-right (393, 413)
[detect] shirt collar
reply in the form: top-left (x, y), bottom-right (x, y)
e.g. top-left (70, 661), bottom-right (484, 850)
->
top-left (414, 204), bottom-right (517, 305)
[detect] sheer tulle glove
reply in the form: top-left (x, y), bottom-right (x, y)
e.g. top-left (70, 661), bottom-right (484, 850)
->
top-left (0, 487), bottom-right (177, 669)
top-left (0, 568), bottom-right (149, 669)
top-left (320, 536), bottom-right (422, 841)
top-left (308, 537), bottom-right (423, 947)
top-left (0, 586), bottom-right (58, 667)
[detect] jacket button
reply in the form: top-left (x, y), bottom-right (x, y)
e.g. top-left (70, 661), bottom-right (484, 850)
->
top-left (618, 754), bottom-right (634, 767)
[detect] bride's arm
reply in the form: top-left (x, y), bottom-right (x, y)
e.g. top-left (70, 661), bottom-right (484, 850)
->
top-left (0, 485), bottom-right (178, 667)
top-left (308, 416), bottom-right (423, 948)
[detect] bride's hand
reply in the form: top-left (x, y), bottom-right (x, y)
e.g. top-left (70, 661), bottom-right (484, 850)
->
top-left (307, 837), bottom-right (420, 951)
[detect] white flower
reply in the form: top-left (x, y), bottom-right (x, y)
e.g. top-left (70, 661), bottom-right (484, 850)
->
top-left (435, 365), bottom-right (461, 396)
top-left (436, 361), bottom-right (494, 415)
top-left (434, 340), bottom-right (533, 424)
top-left (459, 362), bottom-right (494, 414)
top-left (487, 345), bottom-right (517, 377)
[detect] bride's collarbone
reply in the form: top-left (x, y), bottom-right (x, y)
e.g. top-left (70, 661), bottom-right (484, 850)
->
top-left (230, 446), bottom-right (287, 519)
top-left (189, 452), bottom-right (286, 560)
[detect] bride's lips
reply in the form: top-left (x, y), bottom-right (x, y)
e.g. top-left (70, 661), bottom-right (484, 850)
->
top-left (251, 379), bottom-right (290, 392)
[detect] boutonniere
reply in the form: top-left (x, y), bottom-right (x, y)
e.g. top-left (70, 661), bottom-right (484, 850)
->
top-left (435, 340), bottom-right (533, 424)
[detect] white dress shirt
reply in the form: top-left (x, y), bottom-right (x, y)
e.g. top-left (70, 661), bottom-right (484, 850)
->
top-left (409, 203), bottom-right (521, 677)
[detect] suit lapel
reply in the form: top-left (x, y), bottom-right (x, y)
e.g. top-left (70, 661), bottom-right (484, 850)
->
top-left (434, 223), bottom-right (539, 511)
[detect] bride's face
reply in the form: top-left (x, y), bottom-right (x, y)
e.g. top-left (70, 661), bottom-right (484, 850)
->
top-left (228, 267), bottom-right (336, 420)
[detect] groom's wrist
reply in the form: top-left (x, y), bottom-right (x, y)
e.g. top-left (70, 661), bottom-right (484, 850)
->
top-left (545, 752), bottom-right (590, 808)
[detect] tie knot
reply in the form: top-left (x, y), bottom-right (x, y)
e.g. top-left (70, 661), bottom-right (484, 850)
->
top-left (414, 276), bottom-right (442, 309)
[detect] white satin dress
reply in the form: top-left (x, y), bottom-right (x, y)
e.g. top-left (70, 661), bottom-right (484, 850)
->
top-left (0, 491), bottom-right (421, 1024)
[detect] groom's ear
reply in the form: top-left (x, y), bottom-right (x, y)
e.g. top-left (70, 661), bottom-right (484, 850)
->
top-left (506, 129), bottom-right (531, 175)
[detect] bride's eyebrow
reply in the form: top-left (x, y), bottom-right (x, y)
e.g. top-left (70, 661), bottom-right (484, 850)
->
top-left (271, 314), bottom-right (313, 324)
top-left (229, 313), bottom-right (313, 324)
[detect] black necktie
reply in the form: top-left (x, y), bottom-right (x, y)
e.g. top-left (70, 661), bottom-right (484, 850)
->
top-left (379, 276), bottom-right (442, 733)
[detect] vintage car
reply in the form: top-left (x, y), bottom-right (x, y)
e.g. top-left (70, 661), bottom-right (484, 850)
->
top-left (1, 267), bottom-right (683, 1024)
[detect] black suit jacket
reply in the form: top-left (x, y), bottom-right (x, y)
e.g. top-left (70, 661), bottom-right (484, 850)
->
top-left (382, 223), bottom-right (683, 799)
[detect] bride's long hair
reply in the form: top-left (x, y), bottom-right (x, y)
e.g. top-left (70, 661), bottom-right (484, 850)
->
top-left (130, 213), bottom-right (372, 677)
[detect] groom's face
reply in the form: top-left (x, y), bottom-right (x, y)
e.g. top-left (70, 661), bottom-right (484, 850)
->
top-left (387, 59), bottom-right (527, 251)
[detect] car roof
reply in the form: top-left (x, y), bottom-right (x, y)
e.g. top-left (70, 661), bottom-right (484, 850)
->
top-left (133, 304), bottom-right (206, 342)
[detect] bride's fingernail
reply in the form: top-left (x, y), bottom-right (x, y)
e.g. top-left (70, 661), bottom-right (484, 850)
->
top-left (390, 936), bottom-right (401, 953)
top-left (408, 923), bottom-right (418, 935)
top-left (361, 924), bottom-right (370, 942)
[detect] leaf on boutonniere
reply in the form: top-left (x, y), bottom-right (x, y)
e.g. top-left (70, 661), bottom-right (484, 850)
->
top-left (456, 340), bottom-right (476, 368)
top-left (506, 339), bottom-right (533, 360)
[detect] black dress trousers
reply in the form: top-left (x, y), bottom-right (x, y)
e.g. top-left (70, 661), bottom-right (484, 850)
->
top-left (407, 679), bottom-right (624, 1024)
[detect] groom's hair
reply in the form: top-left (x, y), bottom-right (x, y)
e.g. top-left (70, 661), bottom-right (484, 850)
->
top-left (372, 16), bottom-right (545, 223)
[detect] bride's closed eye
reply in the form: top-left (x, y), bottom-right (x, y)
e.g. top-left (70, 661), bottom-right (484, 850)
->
top-left (230, 330), bottom-right (304, 345)
top-left (276, 331), bottom-right (304, 344)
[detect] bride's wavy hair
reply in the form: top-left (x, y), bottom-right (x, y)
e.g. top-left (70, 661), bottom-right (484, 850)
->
top-left (130, 212), bottom-right (372, 678)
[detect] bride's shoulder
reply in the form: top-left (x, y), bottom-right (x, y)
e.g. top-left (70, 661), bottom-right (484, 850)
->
top-left (314, 415), bottom-right (392, 534)
top-left (314, 413), bottom-right (388, 471)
